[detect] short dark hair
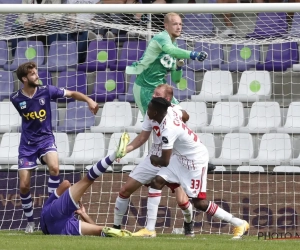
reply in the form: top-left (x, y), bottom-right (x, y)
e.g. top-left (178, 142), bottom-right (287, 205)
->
top-left (150, 97), bottom-right (171, 113)
top-left (16, 62), bottom-right (37, 83)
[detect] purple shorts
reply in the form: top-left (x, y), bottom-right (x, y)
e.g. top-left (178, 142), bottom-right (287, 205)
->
top-left (18, 139), bottom-right (57, 170)
top-left (42, 189), bottom-right (81, 235)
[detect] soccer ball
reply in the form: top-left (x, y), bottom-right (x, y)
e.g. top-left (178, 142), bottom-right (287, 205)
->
top-left (160, 54), bottom-right (175, 69)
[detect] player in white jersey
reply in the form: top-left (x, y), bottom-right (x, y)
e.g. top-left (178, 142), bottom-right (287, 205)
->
top-left (132, 98), bottom-right (249, 239)
top-left (113, 84), bottom-right (195, 237)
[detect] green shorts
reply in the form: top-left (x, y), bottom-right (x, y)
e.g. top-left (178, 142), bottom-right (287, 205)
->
top-left (133, 84), bottom-right (155, 117)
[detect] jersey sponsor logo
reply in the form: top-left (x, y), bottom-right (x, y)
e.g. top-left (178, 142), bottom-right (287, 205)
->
top-left (19, 101), bottom-right (26, 109)
top-left (153, 126), bottom-right (161, 136)
top-left (23, 109), bottom-right (47, 122)
top-left (162, 136), bottom-right (168, 144)
top-left (39, 98), bottom-right (45, 105)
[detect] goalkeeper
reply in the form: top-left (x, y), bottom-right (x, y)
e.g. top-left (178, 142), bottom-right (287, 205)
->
top-left (126, 12), bottom-right (207, 116)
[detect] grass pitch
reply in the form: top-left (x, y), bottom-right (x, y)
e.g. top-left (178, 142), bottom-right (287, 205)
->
top-left (0, 230), bottom-right (298, 250)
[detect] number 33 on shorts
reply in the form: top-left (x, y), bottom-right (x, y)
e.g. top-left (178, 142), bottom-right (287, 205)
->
top-left (190, 179), bottom-right (201, 189)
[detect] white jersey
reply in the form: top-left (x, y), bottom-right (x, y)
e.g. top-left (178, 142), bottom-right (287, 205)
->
top-left (142, 104), bottom-right (182, 157)
top-left (159, 107), bottom-right (208, 168)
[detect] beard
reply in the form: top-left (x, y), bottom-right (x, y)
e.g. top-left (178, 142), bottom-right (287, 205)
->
top-left (27, 79), bottom-right (39, 88)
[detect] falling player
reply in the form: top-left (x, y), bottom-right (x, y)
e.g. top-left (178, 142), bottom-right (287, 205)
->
top-left (126, 12), bottom-right (208, 117)
top-left (132, 98), bottom-right (249, 239)
top-left (114, 84), bottom-right (195, 237)
top-left (10, 62), bottom-right (99, 233)
top-left (40, 132), bottom-right (132, 237)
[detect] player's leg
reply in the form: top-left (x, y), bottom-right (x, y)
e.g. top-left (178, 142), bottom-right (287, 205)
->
top-left (114, 156), bottom-right (162, 229)
top-left (39, 143), bottom-right (60, 196)
top-left (133, 84), bottom-right (154, 116)
top-left (80, 222), bottom-right (131, 237)
top-left (174, 186), bottom-right (194, 237)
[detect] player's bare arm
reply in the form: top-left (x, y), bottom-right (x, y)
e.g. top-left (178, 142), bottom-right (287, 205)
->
top-left (150, 148), bottom-right (172, 167)
top-left (64, 90), bottom-right (99, 115)
top-left (181, 110), bottom-right (189, 123)
top-left (126, 130), bottom-right (151, 154)
top-left (75, 202), bottom-right (96, 225)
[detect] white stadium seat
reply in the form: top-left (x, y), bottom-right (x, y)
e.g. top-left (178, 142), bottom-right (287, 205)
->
top-left (236, 166), bottom-right (265, 172)
top-left (126, 110), bottom-right (144, 133)
top-left (273, 166), bottom-right (300, 173)
top-left (229, 71), bottom-right (271, 102)
top-left (197, 133), bottom-right (216, 159)
top-left (239, 102), bottom-right (281, 133)
top-left (0, 102), bottom-right (21, 133)
top-left (277, 102), bottom-right (300, 133)
top-left (0, 133), bottom-right (20, 164)
top-left (191, 71), bottom-right (233, 102)
top-left (201, 102), bottom-right (245, 133)
top-left (91, 102), bottom-right (132, 133)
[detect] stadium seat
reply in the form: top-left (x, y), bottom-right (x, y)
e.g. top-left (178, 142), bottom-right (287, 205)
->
top-left (182, 14), bottom-right (214, 37)
top-left (191, 71), bottom-right (233, 102)
top-left (118, 74), bottom-right (135, 102)
top-left (210, 133), bottom-right (254, 166)
top-left (0, 71), bottom-right (14, 101)
top-left (246, 12), bottom-right (288, 39)
top-left (179, 102), bottom-right (207, 132)
top-left (91, 102), bottom-right (132, 133)
top-left (110, 40), bottom-right (146, 71)
top-left (277, 102), bottom-right (300, 133)
top-left (89, 71), bottom-right (126, 102)
top-left (62, 133), bottom-right (105, 165)
top-left (229, 71), bottom-right (271, 102)
top-left (273, 166), bottom-right (300, 173)
top-left (38, 71), bottom-right (52, 86)
top-left (166, 70), bottom-right (196, 101)
top-left (0, 40), bottom-right (8, 68)
top-left (56, 71), bottom-right (87, 103)
top-left (107, 132), bottom-right (139, 165)
top-left (126, 110), bottom-right (144, 133)
top-left (53, 132), bottom-right (70, 161)
top-left (50, 102), bottom-right (58, 130)
top-left (185, 42), bottom-right (223, 71)
top-left (256, 42), bottom-right (299, 71)
top-left (220, 45), bottom-right (260, 72)
top-left (4, 41), bottom-right (45, 71)
top-left (56, 101), bottom-right (95, 133)
top-left (249, 133), bottom-right (291, 166)
top-left (239, 102), bottom-right (281, 133)
top-left (201, 102), bottom-right (244, 133)
top-left (197, 133), bottom-right (216, 159)
top-left (39, 41), bottom-right (77, 71)
top-left (77, 41), bottom-right (117, 72)
top-left (236, 166), bottom-right (265, 172)
top-left (0, 102), bottom-right (21, 133)
top-left (213, 166), bottom-right (227, 172)
top-left (0, 133), bottom-right (20, 164)
top-left (289, 12), bottom-right (300, 37)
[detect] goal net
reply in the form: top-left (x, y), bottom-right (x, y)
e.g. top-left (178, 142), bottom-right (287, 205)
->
top-left (1, 3), bottom-right (300, 237)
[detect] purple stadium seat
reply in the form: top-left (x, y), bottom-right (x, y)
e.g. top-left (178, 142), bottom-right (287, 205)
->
top-left (4, 41), bottom-right (45, 71)
top-left (289, 12), bottom-right (300, 37)
top-left (246, 12), bottom-right (287, 39)
top-left (38, 71), bottom-right (52, 86)
top-left (182, 14), bottom-right (214, 37)
top-left (50, 102), bottom-right (58, 129)
top-left (0, 41), bottom-right (8, 67)
top-left (90, 71), bottom-right (125, 102)
top-left (220, 45), bottom-right (260, 72)
top-left (0, 71), bottom-right (14, 101)
top-left (256, 42), bottom-right (299, 71)
top-left (39, 41), bottom-right (77, 72)
top-left (56, 71), bottom-right (87, 103)
top-left (110, 40), bottom-right (146, 71)
top-left (185, 42), bottom-right (223, 71)
top-left (77, 41), bottom-right (117, 72)
top-left (118, 74), bottom-right (135, 102)
top-left (166, 70), bottom-right (196, 101)
top-left (56, 101), bottom-right (95, 133)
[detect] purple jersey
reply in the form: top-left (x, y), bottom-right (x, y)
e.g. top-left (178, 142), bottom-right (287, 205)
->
top-left (10, 85), bottom-right (65, 146)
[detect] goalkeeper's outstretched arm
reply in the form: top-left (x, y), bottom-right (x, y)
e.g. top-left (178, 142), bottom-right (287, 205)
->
top-left (162, 44), bottom-right (208, 62)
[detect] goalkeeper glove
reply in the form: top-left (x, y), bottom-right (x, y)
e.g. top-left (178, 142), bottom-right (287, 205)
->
top-left (176, 59), bottom-right (184, 71)
top-left (190, 51), bottom-right (208, 61)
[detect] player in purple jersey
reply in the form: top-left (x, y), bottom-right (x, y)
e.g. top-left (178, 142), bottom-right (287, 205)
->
top-left (10, 62), bottom-right (99, 233)
top-left (40, 132), bottom-right (132, 237)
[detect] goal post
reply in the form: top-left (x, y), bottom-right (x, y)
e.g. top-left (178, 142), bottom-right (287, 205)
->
top-left (0, 3), bottom-right (300, 237)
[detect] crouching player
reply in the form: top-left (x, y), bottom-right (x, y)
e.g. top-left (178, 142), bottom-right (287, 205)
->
top-left (40, 132), bottom-right (132, 237)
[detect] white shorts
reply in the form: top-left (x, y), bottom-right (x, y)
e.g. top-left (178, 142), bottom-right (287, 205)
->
top-left (129, 156), bottom-right (160, 185)
top-left (157, 155), bottom-right (208, 199)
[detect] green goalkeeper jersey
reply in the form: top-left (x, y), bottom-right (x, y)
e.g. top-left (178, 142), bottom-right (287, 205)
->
top-left (125, 30), bottom-right (191, 88)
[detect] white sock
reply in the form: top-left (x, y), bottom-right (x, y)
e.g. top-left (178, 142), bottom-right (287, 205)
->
top-left (114, 194), bottom-right (130, 226)
top-left (206, 201), bottom-right (243, 227)
top-left (146, 188), bottom-right (162, 231)
top-left (179, 201), bottom-right (193, 223)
